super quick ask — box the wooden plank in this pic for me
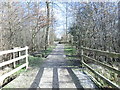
[0,46,28,56]
[13,52,16,68]
[0,63,27,83]
[25,47,28,70]
[84,71,102,88]
[81,46,120,58]
[82,61,120,88]
[0,55,28,67]
[82,55,120,75]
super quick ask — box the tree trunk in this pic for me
[45,1,50,50]
[118,2,120,53]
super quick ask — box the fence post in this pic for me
[81,46,84,68]
[13,49,16,68]
[18,49,21,64]
[25,46,29,70]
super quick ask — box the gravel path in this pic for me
[4,44,97,89]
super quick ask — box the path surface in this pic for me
[30,44,97,89]
[4,44,97,89]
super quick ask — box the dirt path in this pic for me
[4,44,97,89]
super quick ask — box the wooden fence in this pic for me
[81,46,120,88]
[0,46,29,86]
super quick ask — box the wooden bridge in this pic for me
[0,44,120,89]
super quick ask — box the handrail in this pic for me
[0,46,29,86]
[0,46,28,56]
[81,46,120,58]
[82,61,120,88]
[82,55,120,75]
[81,46,120,88]
[0,55,28,67]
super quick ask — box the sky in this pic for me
[52,2,66,39]
[52,2,76,39]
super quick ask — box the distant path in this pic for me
[30,44,97,89]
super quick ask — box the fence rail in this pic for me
[0,46,29,86]
[81,46,120,58]
[81,46,120,88]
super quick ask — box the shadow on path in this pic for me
[29,44,96,89]
[52,67,59,89]
[30,67,44,88]
[67,68,84,89]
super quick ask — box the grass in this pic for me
[64,44,83,68]
[64,44,77,60]
[44,46,55,57]
[28,55,44,68]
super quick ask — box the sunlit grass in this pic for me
[44,46,55,57]
[64,44,77,60]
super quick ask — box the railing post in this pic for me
[13,49,16,68]
[18,50,21,64]
[81,46,84,68]
[25,46,29,70]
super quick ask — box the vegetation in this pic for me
[63,2,120,88]
[0,2,56,63]
[64,44,77,60]
[0,1,120,88]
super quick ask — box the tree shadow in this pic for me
[29,44,91,89]
[29,67,44,89]
[67,68,84,89]
[52,67,59,89]
[29,58,83,89]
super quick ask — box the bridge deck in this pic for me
[4,44,97,89]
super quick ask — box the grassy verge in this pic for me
[28,55,44,68]
[64,44,77,60]
[44,46,55,57]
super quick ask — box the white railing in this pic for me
[0,46,29,86]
